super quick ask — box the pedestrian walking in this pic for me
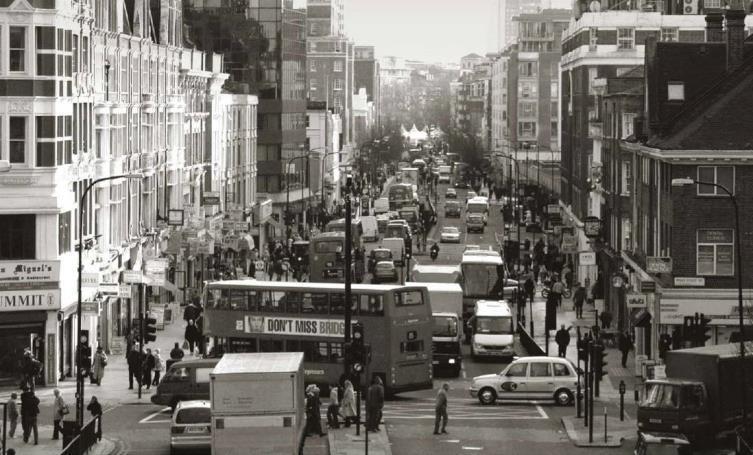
[599,310,613,329]
[555,325,572,358]
[551,276,565,308]
[562,263,573,290]
[20,386,39,444]
[327,384,340,429]
[20,349,42,391]
[87,396,103,441]
[170,342,185,361]
[91,346,107,386]
[6,392,18,438]
[52,389,68,440]
[618,331,634,368]
[573,283,586,319]
[523,276,535,304]
[433,382,449,435]
[183,300,202,323]
[339,380,357,427]
[366,376,384,432]
[532,263,541,284]
[152,349,164,386]
[127,345,141,389]
[305,385,325,437]
[185,319,200,355]
[142,348,155,389]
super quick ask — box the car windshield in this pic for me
[475,316,512,334]
[376,262,393,269]
[433,316,458,337]
[386,225,407,238]
[442,227,458,234]
[642,383,681,409]
[374,250,391,260]
[176,407,210,424]
[467,203,487,213]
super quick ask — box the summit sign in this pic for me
[0,289,61,312]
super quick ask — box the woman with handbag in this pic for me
[91,346,108,386]
[339,380,357,427]
[52,389,68,440]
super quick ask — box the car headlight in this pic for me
[473,343,483,351]
[448,358,456,364]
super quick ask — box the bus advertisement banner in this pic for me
[243,315,353,338]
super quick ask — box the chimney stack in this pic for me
[725,7,747,72]
[705,10,725,42]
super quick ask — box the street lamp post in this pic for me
[498,152,522,266]
[672,176,746,429]
[285,155,309,234]
[319,149,339,216]
[76,174,142,429]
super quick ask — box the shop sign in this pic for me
[197,240,214,255]
[546,204,560,214]
[626,293,648,308]
[661,298,753,325]
[150,304,166,330]
[168,209,184,226]
[0,260,60,285]
[254,198,273,225]
[123,271,143,284]
[579,251,596,266]
[561,234,578,254]
[118,285,131,298]
[81,272,99,288]
[639,280,656,293]
[646,257,673,274]
[0,289,61,311]
[223,235,239,251]
[202,192,220,206]
[166,231,182,255]
[145,259,169,274]
[99,283,119,295]
[584,216,602,238]
[243,316,354,338]
[81,301,99,314]
[673,277,705,287]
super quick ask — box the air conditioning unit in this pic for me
[683,0,698,15]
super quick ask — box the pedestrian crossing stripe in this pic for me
[139,407,172,424]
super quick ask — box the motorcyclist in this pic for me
[430,242,440,261]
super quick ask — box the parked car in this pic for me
[170,400,211,454]
[440,227,461,243]
[466,213,485,233]
[464,244,481,252]
[469,356,579,406]
[368,248,394,274]
[445,188,457,199]
[444,200,461,218]
[454,180,469,189]
[373,261,399,283]
[633,432,692,455]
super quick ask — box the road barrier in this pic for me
[60,415,100,455]
[518,322,545,356]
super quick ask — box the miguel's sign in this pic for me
[0,260,60,285]
[0,289,61,312]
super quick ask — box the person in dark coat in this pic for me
[305,385,325,437]
[170,342,185,361]
[20,386,39,444]
[523,276,535,304]
[573,283,586,319]
[87,396,103,441]
[555,325,572,358]
[366,376,385,432]
[20,350,42,391]
[618,331,634,368]
[433,382,449,435]
[126,345,141,389]
[185,320,200,355]
[142,348,155,389]
[183,302,202,323]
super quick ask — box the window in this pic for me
[553,363,572,377]
[399,340,424,353]
[667,82,684,101]
[506,363,527,377]
[0,214,35,259]
[333,78,343,90]
[529,362,551,377]
[333,60,343,72]
[518,121,536,138]
[697,229,734,276]
[617,28,635,50]
[309,79,317,91]
[309,60,316,72]
[621,113,636,139]
[518,81,537,98]
[359,294,383,315]
[550,81,558,98]
[519,102,537,118]
[621,160,632,196]
[9,117,26,164]
[9,27,26,72]
[661,27,679,42]
[697,166,734,195]
[518,61,537,77]
[395,290,423,306]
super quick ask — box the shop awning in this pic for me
[630,308,652,328]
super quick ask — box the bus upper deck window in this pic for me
[285,292,302,313]
[330,294,346,314]
[360,295,384,315]
[303,293,329,314]
[260,290,284,313]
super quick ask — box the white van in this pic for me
[374,197,390,214]
[360,216,379,242]
[381,237,405,266]
[470,300,515,359]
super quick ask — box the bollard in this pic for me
[576,373,582,418]
[588,371,594,443]
[619,380,626,421]
[584,368,589,427]
[634,386,640,403]
[604,407,608,443]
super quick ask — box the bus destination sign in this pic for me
[243,315,352,338]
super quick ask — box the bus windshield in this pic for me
[314,241,343,254]
[385,225,408,239]
[433,316,458,337]
[461,263,501,297]
[467,202,487,213]
[475,316,512,334]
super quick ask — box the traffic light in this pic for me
[350,322,366,376]
[404,237,413,260]
[144,315,157,343]
[593,343,608,382]
[696,312,711,346]
[682,316,695,348]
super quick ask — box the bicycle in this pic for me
[541,286,572,299]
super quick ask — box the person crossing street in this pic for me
[433,383,449,435]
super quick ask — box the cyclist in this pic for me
[551,274,565,308]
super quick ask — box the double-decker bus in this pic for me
[388,183,414,211]
[309,232,364,283]
[202,280,434,395]
[325,218,363,248]
[460,251,516,321]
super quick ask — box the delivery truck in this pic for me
[637,343,753,445]
[418,283,463,377]
[210,352,305,455]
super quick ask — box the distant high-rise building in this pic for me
[307,0,345,38]
[496,0,543,50]
[354,46,381,132]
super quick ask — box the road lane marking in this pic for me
[462,446,484,451]
[535,404,547,418]
[139,407,172,424]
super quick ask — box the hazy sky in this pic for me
[344,0,498,64]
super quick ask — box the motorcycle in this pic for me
[430,243,440,262]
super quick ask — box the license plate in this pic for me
[186,427,206,434]
[432,360,439,365]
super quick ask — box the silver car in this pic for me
[440,227,461,243]
[170,400,211,454]
[469,356,579,406]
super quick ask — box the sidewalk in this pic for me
[328,426,392,455]
[2,425,118,455]
[529,291,640,400]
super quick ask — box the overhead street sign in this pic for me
[123,271,143,284]
[646,256,673,274]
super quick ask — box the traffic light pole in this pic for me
[138,283,144,400]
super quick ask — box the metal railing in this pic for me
[518,322,546,356]
[60,416,100,455]
[738,427,753,455]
